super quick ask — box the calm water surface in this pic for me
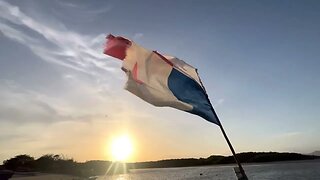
[97,160,320,180]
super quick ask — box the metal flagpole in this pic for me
[197,73,248,180]
[211,107,248,180]
[207,99,248,179]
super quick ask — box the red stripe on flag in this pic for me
[104,34,131,60]
[153,51,174,66]
[132,63,144,84]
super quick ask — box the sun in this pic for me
[110,135,133,161]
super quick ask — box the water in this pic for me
[97,160,320,180]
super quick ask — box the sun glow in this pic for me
[110,135,133,161]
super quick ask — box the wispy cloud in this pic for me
[0,79,74,123]
[276,131,302,138]
[0,0,118,76]
[0,76,138,126]
[56,0,112,14]
[133,33,144,40]
[0,0,142,125]
[56,1,80,8]
[213,98,225,107]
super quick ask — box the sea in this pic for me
[96,160,320,180]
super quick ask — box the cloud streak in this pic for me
[0,0,150,128]
[0,0,118,76]
[0,80,70,123]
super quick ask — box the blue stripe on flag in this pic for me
[168,68,219,124]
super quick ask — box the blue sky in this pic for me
[0,0,320,163]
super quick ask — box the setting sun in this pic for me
[110,135,133,161]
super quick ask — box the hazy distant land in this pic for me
[1,152,319,179]
[309,151,320,156]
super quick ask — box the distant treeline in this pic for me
[1,152,319,177]
[128,152,319,169]
[1,154,114,177]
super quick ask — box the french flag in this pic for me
[104,34,219,125]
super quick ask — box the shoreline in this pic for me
[129,158,320,171]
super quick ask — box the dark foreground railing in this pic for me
[0,170,14,180]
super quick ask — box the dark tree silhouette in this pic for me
[3,154,35,171]
[1,152,318,178]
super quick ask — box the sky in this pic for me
[0,0,320,163]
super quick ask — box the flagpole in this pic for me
[207,99,248,180]
[196,73,248,180]
[213,110,248,179]
[203,99,247,179]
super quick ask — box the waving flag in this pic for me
[104,34,219,125]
